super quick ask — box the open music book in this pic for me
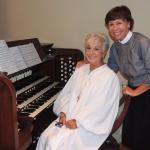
[0,40,42,75]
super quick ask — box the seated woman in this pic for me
[36,32,120,150]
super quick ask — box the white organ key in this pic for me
[29,92,60,118]
[17,82,59,109]
[16,76,49,95]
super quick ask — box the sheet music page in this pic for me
[0,40,19,74]
[17,43,42,67]
[9,46,27,70]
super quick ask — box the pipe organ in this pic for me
[0,38,84,150]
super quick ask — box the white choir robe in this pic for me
[36,64,120,150]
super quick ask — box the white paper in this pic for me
[0,40,19,74]
[18,43,42,67]
[0,41,42,75]
[9,46,27,70]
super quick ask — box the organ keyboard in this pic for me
[0,38,83,150]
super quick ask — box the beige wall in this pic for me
[0,0,150,52]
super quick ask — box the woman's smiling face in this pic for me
[85,37,106,66]
[106,19,130,41]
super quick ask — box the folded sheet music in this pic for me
[0,40,42,75]
[0,40,19,74]
[17,43,42,67]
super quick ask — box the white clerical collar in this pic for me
[119,31,133,44]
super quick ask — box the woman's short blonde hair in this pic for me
[84,32,110,51]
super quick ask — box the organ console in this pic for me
[0,38,84,150]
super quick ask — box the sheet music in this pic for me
[17,43,42,67]
[0,41,42,75]
[9,47,27,70]
[0,40,19,74]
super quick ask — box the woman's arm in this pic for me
[123,83,150,97]
[107,45,119,73]
[76,60,88,68]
